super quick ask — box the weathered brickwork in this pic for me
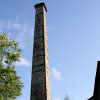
[30,3,51,100]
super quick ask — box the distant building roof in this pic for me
[89,61,100,100]
[88,96,94,100]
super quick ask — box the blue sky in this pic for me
[0,0,100,100]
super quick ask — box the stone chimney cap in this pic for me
[34,2,47,12]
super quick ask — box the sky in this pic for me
[0,0,100,100]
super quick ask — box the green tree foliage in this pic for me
[0,33,24,100]
[64,95,70,100]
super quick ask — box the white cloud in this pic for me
[7,22,22,30]
[54,97,61,100]
[0,18,34,49]
[52,68,62,80]
[16,58,31,67]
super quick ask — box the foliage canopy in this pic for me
[0,33,24,100]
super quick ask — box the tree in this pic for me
[64,95,70,100]
[0,33,24,100]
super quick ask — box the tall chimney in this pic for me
[30,2,51,100]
